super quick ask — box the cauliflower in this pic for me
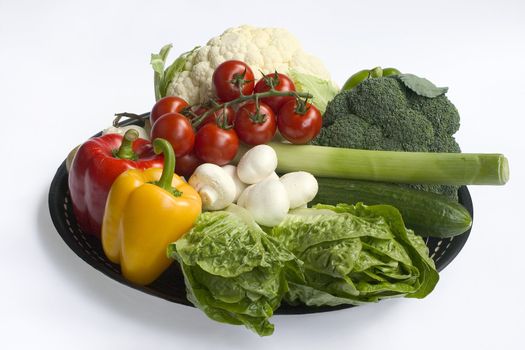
[162,25,334,105]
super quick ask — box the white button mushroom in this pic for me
[237,178,289,227]
[236,145,278,184]
[279,171,319,209]
[221,165,247,202]
[264,172,279,181]
[236,173,279,212]
[236,183,255,208]
[188,163,236,211]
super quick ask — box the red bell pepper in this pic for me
[68,129,164,237]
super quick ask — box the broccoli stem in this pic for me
[236,142,509,186]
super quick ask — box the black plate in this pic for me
[48,124,473,314]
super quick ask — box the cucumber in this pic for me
[313,178,472,238]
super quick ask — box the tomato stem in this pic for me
[231,68,252,97]
[294,97,309,115]
[113,112,150,127]
[191,90,312,127]
[260,70,280,89]
[255,94,260,110]
[216,106,233,129]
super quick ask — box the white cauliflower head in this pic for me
[165,25,333,105]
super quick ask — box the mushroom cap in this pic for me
[237,145,278,184]
[221,165,247,202]
[189,163,236,210]
[280,171,318,208]
[242,178,289,227]
[237,183,255,208]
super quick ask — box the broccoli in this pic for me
[313,76,461,199]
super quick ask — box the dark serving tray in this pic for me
[48,122,473,314]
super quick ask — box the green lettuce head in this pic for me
[167,205,302,336]
[271,203,439,306]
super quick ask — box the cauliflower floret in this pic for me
[166,25,332,105]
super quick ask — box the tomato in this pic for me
[195,106,235,130]
[175,150,202,178]
[194,123,239,166]
[254,73,296,113]
[150,96,189,125]
[212,60,254,102]
[150,112,195,157]
[277,100,322,144]
[234,102,277,145]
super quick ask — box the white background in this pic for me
[1,0,524,349]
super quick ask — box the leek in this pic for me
[239,143,509,186]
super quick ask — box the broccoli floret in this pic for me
[323,90,351,126]
[316,114,384,150]
[314,75,462,199]
[409,92,460,135]
[348,77,409,123]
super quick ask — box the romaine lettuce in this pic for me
[167,205,301,336]
[271,203,439,306]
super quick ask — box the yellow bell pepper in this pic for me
[101,138,202,285]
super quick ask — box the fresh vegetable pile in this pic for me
[65,25,510,336]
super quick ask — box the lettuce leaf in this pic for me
[289,69,339,114]
[271,203,439,306]
[168,205,301,336]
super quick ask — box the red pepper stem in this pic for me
[115,129,139,160]
[153,138,176,191]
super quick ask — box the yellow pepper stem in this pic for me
[152,138,181,196]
